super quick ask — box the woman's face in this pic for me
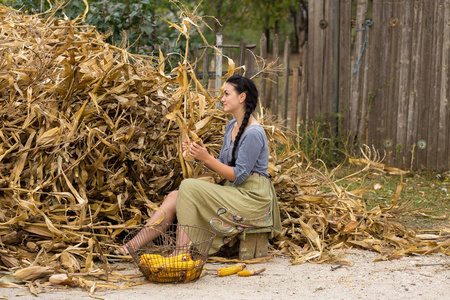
[221,83,245,115]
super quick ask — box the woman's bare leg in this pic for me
[118,191,178,254]
[176,227,190,247]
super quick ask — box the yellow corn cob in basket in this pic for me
[139,252,203,283]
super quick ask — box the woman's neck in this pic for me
[233,109,246,128]
[235,114,255,130]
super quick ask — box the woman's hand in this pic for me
[188,140,210,162]
[186,139,236,181]
[184,140,236,182]
[181,139,190,152]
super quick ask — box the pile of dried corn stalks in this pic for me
[0,4,448,293]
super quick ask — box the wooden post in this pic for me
[403,1,421,170]
[349,1,368,138]
[330,0,340,137]
[246,45,255,78]
[272,33,279,117]
[307,0,324,124]
[339,0,352,135]
[299,47,307,123]
[290,67,299,131]
[192,46,198,74]
[416,1,435,169]
[437,1,450,170]
[307,0,340,128]
[282,38,291,123]
[260,33,268,108]
[203,48,210,87]
[395,1,413,168]
[215,33,223,95]
[239,38,245,75]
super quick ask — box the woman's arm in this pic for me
[188,140,236,182]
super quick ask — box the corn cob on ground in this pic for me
[216,264,246,277]
[237,268,266,277]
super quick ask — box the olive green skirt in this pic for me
[176,175,281,255]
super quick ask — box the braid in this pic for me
[225,74,258,167]
[230,107,252,166]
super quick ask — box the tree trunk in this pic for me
[265,28,270,52]
[291,1,308,54]
[213,0,224,44]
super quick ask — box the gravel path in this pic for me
[2,250,449,300]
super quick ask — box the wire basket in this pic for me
[124,224,215,283]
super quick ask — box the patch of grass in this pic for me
[338,168,450,231]
[296,117,353,167]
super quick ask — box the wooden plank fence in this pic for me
[308,0,450,171]
[193,0,450,171]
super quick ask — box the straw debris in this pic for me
[0,4,448,293]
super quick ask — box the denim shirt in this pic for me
[218,119,270,185]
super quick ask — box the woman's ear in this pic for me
[239,92,246,103]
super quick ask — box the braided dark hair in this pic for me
[226,74,259,167]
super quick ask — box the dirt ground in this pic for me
[1,249,449,300]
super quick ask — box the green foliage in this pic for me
[3,0,200,56]
[4,0,307,56]
[246,0,296,30]
[5,0,84,19]
[195,0,304,48]
[86,0,161,54]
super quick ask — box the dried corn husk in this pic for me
[0,4,449,295]
[49,274,79,287]
[12,266,52,281]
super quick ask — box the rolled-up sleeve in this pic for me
[231,129,264,185]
